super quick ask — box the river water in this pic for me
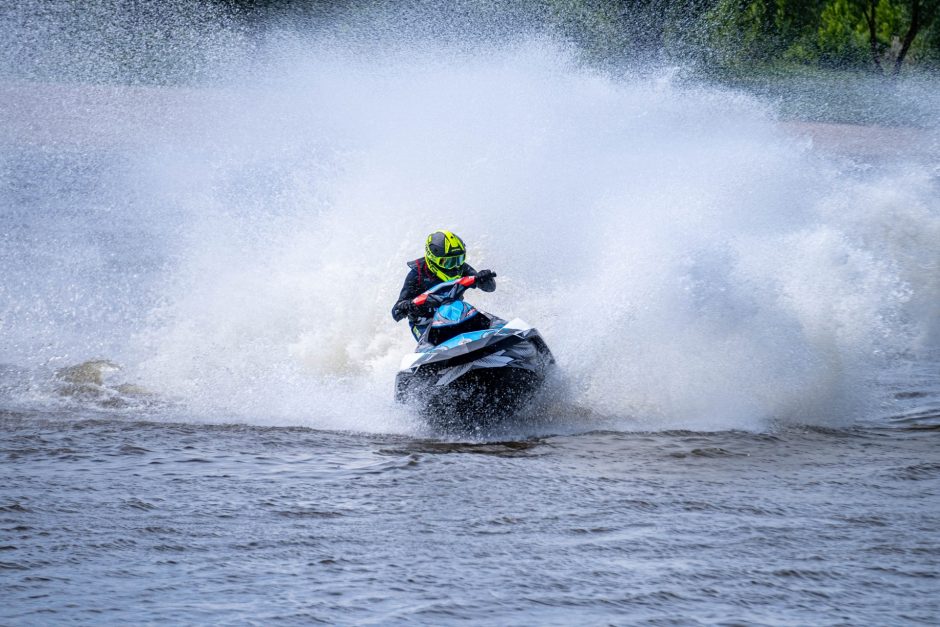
[2,3,940,623]
[2,413,939,625]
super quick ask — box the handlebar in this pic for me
[412,275,476,307]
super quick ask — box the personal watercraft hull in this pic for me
[395,322,554,428]
[397,363,547,426]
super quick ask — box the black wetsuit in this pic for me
[391,258,496,340]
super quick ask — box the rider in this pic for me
[391,230,496,340]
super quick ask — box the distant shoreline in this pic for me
[1,79,937,162]
[782,121,939,161]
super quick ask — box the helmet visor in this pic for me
[430,253,465,270]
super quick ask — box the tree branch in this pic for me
[894,0,922,74]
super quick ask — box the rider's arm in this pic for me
[391,269,421,321]
[464,264,496,293]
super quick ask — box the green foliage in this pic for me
[544,0,632,61]
[813,0,936,69]
[199,0,940,74]
[816,0,868,64]
[907,0,940,66]
[695,0,940,72]
[704,0,773,67]
[926,17,940,62]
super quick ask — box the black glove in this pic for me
[475,269,497,281]
[412,302,435,319]
[394,299,415,319]
[396,299,430,319]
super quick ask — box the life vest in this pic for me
[408,257,443,292]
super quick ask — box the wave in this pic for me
[1,25,938,434]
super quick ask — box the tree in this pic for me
[893,0,940,72]
[817,0,940,72]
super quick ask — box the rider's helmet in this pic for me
[425,230,467,282]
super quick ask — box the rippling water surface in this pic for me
[3,413,939,624]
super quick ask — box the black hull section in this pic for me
[396,365,547,430]
[396,314,554,430]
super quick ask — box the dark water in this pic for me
[2,412,939,625]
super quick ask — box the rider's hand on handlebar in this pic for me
[395,299,425,319]
[406,301,432,317]
[475,269,496,281]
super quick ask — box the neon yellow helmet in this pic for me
[425,230,467,281]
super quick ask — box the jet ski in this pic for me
[395,275,555,428]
